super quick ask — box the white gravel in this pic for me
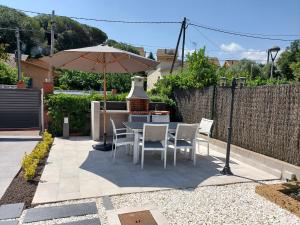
[19,182,300,225]
[110,182,300,225]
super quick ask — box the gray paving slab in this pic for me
[0,203,24,220]
[0,141,37,199]
[23,202,98,223]
[33,137,279,204]
[60,218,101,225]
[0,220,18,225]
[102,196,114,210]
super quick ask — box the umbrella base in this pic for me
[92,143,112,151]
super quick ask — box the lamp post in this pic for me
[220,77,245,175]
[267,46,280,79]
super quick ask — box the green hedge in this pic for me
[45,93,175,136]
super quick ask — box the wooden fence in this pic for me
[173,84,300,166]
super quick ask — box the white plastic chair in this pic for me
[110,118,134,160]
[140,123,169,169]
[169,124,199,166]
[195,118,214,155]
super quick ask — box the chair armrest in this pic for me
[116,128,127,132]
[116,132,134,136]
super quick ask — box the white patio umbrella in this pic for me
[44,44,158,150]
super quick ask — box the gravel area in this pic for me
[110,182,300,225]
[16,182,300,225]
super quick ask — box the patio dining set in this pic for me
[110,116,214,169]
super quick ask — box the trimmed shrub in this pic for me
[45,93,175,136]
[21,131,53,181]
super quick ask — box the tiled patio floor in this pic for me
[33,137,278,204]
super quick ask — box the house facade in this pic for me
[146,49,181,90]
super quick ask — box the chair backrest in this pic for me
[110,118,117,135]
[175,123,199,141]
[151,114,170,122]
[143,123,169,142]
[199,118,214,136]
[129,115,150,122]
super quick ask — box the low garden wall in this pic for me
[174,84,300,166]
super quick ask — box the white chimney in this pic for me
[126,76,149,100]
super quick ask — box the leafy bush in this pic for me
[22,131,53,181]
[151,48,218,97]
[0,61,18,84]
[46,93,175,136]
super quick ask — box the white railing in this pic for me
[54,90,111,95]
[0,84,17,89]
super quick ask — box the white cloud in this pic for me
[220,42,243,52]
[240,49,267,63]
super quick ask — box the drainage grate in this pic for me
[118,210,158,225]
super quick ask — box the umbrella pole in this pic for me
[103,69,107,145]
[93,57,112,151]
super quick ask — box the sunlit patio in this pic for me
[33,136,278,204]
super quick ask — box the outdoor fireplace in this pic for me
[126,76,149,115]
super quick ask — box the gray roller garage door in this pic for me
[0,89,41,129]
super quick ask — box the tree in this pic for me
[0,43,9,61]
[0,5,108,57]
[148,52,155,60]
[0,61,18,84]
[277,40,300,80]
[106,39,139,54]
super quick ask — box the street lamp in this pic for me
[220,77,246,175]
[267,46,280,79]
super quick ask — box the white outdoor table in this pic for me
[123,122,180,164]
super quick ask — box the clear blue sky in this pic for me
[1,0,300,63]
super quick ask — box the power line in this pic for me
[16,8,181,24]
[189,22,298,42]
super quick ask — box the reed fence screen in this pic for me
[173,84,300,166]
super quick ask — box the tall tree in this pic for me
[277,40,300,80]
[148,52,155,60]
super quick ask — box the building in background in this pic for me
[223,59,239,68]
[208,57,221,67]
[146,48,181,90]
[21,58,57,89]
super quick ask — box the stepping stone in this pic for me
[23,202,97,223]
[0,203,24,220]
[60,218,101,225]
[102,196,114,210]
[0,220,19,225]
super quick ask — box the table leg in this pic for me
[133,130,139,164]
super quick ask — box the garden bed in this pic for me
[255,182,300,218]
[0,152,49,208]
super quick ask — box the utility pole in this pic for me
[181,17,187,71]
[50,10,55,56]
[15,27,22,81]
[170,18,184,74]
[48,10,55,82]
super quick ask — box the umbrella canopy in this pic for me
[44,44,158,149]
[43,44,159,73]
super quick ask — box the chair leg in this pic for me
[164,149,167,169]
[207,142,210,155]
[141,148,144,169]
[113,145,117,159]
[111,142,114,157]
[174,148,177,166]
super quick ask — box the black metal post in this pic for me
[170,19,184,74]
[181,17,186,71]
[220,78,237,175]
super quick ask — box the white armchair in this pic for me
[110,118,134,160]
[195,118,214,156]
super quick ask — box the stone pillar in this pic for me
[91,101,100,141]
